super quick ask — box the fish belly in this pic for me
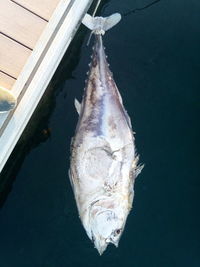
[70,85,135,219]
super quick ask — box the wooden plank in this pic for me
[11,0,61,21]
[0,0,47,49]
[11,0,71,98]
[0,35,31,78]
[0,72,16,90]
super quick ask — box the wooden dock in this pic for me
[0,0,60,89]
[0,0,94,172]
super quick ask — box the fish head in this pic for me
[89,200,129,255]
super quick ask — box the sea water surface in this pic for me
[0,0,199,266]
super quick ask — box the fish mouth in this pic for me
[92,234,119,255]
[89,201,124,255]
[94,238,108,255]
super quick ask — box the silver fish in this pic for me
[69,13,143,255]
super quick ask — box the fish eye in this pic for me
[114,229,121,236]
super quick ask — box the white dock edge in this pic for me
[0,0,94,172]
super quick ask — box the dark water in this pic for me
[0,0,199,266]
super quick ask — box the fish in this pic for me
[69,13,143,255]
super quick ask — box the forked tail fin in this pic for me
[82,13,121,35]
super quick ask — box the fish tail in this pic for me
[82,13,121,35]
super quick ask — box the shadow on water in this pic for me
[0,0,110,207]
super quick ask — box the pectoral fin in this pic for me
[74,98,81,115]
[124,109,132,129]
[135,164,144,178]
[132,156,144,178]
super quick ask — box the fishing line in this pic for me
[93,0,162,17]
[122,0,162,17]
[92,0,102,17]
[86,0,161,45]
[86,0,102,46]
